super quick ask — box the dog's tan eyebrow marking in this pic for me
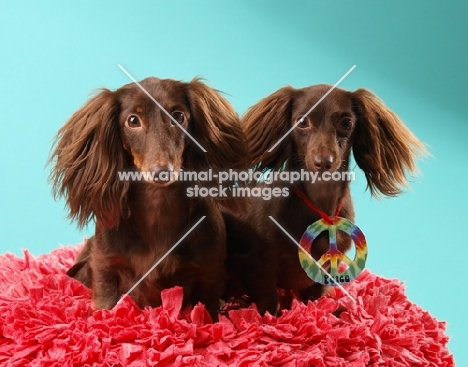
[136,106,143,113]
[165,103,186,112]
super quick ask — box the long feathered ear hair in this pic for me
[185,78,249,210]
[352,88,428,197]
[241,86,296,172]
[49,89,130,228]
[186,78,247,171]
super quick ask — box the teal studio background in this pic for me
[1,0,466,364]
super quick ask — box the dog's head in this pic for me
[243,84,427,196]
[115,78,191,186]
[49,77,247,228]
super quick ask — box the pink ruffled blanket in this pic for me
[0,245,454,366]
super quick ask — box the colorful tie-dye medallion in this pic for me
[298,217,368,286]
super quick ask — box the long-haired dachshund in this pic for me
[224,84,427,315]
[50,77,247,319]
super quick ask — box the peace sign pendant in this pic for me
[298,217,368,286]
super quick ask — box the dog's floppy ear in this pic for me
[186,78,247,172]
[352,88,428,197]
[242,86,295,172]
[186,78,248,211]
[49,89,130,228]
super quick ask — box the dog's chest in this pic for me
[126,185,190,279]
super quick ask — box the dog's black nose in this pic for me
[314,155,333,171]
[150,164,174,182]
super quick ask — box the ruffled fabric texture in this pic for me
[0,245,454,366]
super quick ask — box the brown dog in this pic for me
[224,84,427,315]
[50,77,247,319]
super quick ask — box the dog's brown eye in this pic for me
[171,112,185,125]
[296,116,309,129]
[339,119,353,130]
[127,115,141,128]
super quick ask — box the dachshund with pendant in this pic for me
[224,84,427,315]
